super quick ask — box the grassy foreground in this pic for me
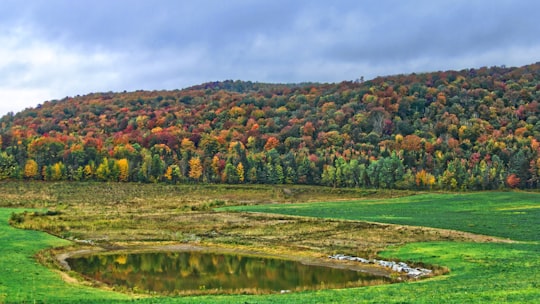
[0,208,129,303]
[0,182,539,302]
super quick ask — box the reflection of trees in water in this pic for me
[68,251,390,293]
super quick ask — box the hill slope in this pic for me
[0,64,539,189]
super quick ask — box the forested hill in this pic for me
[1,63,539,190]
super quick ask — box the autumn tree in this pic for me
[42,165,52,181]
[264,136,280,151]
[117,158,129,182]
[236,162,245,183]
[528,158,540,188]
[83,162,95,180]
[401,134,423,151]
[24,159,39,179]
[415,169,436,189]
[506,174,520,188]
[188,157,203,181]
[181,138,196,151]
[51,162,65,180]
[210,155,222,182]
[27,137,65,167]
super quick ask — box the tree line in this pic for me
[0,136,536,190]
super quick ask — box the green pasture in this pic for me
[1,190,539,303]
[225,192,540,242]
[0,209,129,303]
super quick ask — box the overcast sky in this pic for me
[1,0,539,116]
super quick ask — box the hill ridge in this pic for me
[0,63,539,189]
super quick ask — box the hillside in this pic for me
[0,63,539,189]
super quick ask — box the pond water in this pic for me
[67,250,393,294]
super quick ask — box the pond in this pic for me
[66,250,394,295]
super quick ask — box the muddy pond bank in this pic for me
[55,243,423,295]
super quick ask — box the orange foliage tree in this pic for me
[264,136,280,151]
[401,135,423,151]
[506,174,520,188]
[164,166,173,182]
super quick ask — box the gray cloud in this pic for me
[1,0,539,115]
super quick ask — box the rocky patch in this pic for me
[329,254,433,278]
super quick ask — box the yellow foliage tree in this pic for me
[84,163,94,180]
[211,156,220,177]
[236,162,245,183]
[164,166,173,181]
[117,158,129,182]
[41,166,48,181]
[51,162,65,181]
[229,106,246,117]
[395,134,404,144]
[181,138,196,151]
[24,159,39,179]
[415,169,436,189]
[188,157,203,181]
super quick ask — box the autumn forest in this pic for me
[1,63,539,190]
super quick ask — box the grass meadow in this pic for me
[225,192,540,241]
[0,208,130,303]
[0,182,538,303]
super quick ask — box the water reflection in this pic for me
[67,251,391,294]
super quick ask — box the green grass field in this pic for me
[225,192,540,242]
[1,187,539,303]
[0,208,130,303]
[221,192,540,303]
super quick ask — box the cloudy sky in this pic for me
[1,0,539,116]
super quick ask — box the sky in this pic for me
[1,0,539,116]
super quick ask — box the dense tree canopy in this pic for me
[1,63,539,190]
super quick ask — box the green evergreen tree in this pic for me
[265,162,278,184]
[366,159,380,188]
[150,154,165,182]
[296,157,311,184]
[224,162,239,183]
[508,150,529,188]
[0,152,17,180]
[321,165,336,187]
[275,164,285,184]
[96,158,111,181]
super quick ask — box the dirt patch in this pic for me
[57,270,79,284]
[416,226,517,243]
